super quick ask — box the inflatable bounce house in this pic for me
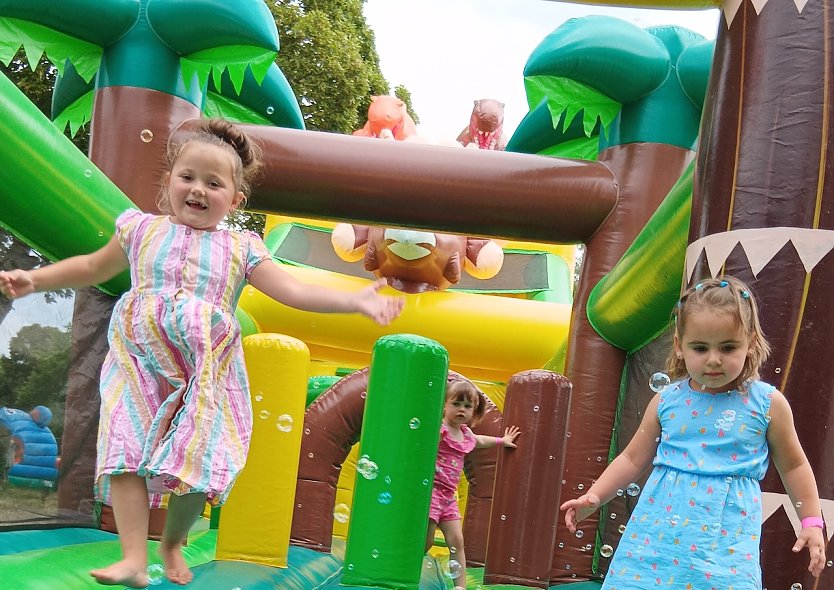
[0,406,59,489]
[0,1,832,590]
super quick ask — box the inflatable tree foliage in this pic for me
[510,16,712,161]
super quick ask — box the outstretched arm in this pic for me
[767,390,826,578]
[474,425,520,448]
[0,236,128,299]
[560,394,661,532]
[247,261,404,325]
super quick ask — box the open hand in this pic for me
[501,425,521,448]
[560,493,601,533]
[0,270,34,299]
[793,525,826,577]
[356,279,404,325]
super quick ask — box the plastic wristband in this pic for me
[495,436,503,447]
[801,516,825,529]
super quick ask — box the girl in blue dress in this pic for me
[560,276,826,588]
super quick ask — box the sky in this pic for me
[363,0,721,142]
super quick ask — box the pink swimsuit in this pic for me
[429,423,477,523]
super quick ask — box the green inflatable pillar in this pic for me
[342,334,448,590]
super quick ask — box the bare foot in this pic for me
[90,560,148,588]
[159,542,193,585]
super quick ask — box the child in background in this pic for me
[0,119,404,588]
[427,379,520,590]
[560,276,826,588]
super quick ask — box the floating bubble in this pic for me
[98,231,104,237]
[616,489,624,497]
[140,129,154,143]
[500,514,507,521]
[409,417,421,429]
[347,563,354,570]
[378,492,392,505]
[601,545,614,558]
[83,169,93,178]
[790,584,802,590]
[333,503,350,523]
[609,513,617,519]
[670,515,680,526]
[385,475,392,485]
[510,556,516,562]
[618,525,626,534]
[147,564,164,586]
[575,530,584,539]
[276,414,293,432]
[266,106,275,115]
[447,560,462,579]
[626,483,641,496]
[308,452,314,458]
[259,409,270,420]
[422,478,429,485]
[558,542,564,548]
[533,405,540,412]
[356,456,379,480]
[371,549,380,558]
[577,483,584,491]
[649,372,671,392]
[827,560,833,567]
[795,501,803,508]
[254,394,263,402]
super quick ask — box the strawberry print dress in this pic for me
[603,378,774,590]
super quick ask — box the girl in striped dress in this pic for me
[560,277,825,589]
[0,119,403,588]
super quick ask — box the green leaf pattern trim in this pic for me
[524,75,620,138]
[0,17,101,83]
[53,89,94,137]
[180,45,276,96]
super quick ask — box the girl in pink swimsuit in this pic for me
[426,379,520,590]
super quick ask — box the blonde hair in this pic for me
[157,118,262,214]
[666,276,770,389]
[445,379,486,427]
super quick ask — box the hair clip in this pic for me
[695,283,703,290]
[719,280,728,287]
[741,290,750,299]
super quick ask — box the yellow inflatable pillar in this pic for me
[216,334,310,567]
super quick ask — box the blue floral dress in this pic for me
[603,379,774,590]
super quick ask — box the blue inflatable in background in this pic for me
[0,406,59,488]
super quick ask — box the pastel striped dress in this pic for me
[95,210,271,507]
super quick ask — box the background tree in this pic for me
[268,0,416,133]
[0,325,71,441]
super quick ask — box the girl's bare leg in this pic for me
[425,520,439,554]
[158,492,206,585]
[90,473,150,588]
[438,519,467,590]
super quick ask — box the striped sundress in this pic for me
[95,209,271,507]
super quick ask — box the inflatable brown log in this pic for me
[484,370,572,588]
[550,143,694,581]
[688,5,834,589]
[290,370,507,556]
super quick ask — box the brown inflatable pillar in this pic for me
[551,143,693,582]
[483,370,572,588]
[291,368,369,552]
[690,5,834,589]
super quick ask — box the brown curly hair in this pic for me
[445,379,486,428]
[157,118,262,214]
[666,276,771,391]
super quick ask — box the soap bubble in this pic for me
[649,372,671,392]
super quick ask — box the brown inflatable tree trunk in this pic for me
[688,4,834,589]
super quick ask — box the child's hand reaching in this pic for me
[501,425,521,448]
[0,270,34,299]
[792,525,826,577]
[560,493,601,534]
[354,278,405,325]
